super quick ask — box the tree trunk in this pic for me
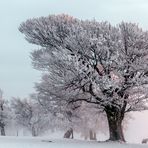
[105,107,125,142]
[1,126,5,136]
[89,129,97,140]
[32,126,37,137]
[93,132,97,140]
[89,129,93,140]
[84,135,88,140]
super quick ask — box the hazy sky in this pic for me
[1,0,148,100]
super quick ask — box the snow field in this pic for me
[0,136,147,148]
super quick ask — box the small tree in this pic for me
[0,89,10,136]
[11,97,49,136]
[19,14,148,141]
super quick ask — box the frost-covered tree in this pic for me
[19,14,148,141]
[34,89,107,140]
[30,93,70,133]
[11,97,49,136]
[0,89,11,136]
[73,102,107,140]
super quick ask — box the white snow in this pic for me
[0,136,147,148]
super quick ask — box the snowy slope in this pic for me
[0,136,147,148]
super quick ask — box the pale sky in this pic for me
[0,0,148,99]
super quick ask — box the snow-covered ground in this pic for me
[0,136,147,148]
